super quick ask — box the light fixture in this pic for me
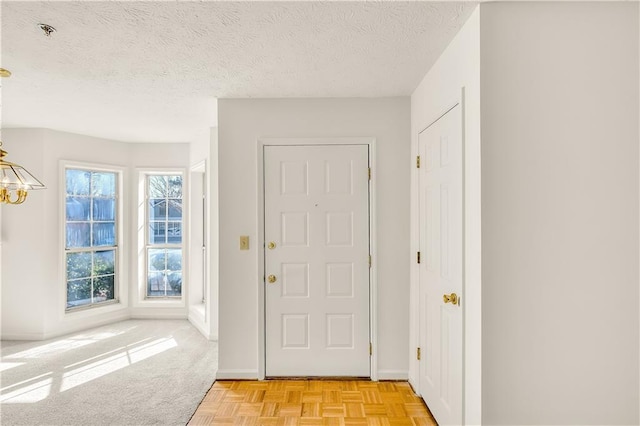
[0,141,46,204]
[0,68,46,204]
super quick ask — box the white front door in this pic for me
[418,105,463,425]
[264,144,370,377]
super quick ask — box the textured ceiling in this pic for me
[1,1,476,142]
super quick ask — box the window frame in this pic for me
[143,171,185,300]
[63,163,123,313]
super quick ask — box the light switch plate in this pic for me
[240,236,249,250]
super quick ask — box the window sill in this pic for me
[62,301,127,319]
[134,299,186,309]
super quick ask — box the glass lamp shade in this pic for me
[0,146,45,204]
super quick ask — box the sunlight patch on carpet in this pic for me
[60,337,177,392]
[5,328,134,360]
[64,337,154,368]
[0,362,24,372]
[1,373,52,403]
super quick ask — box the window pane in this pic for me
[92,173,116,197]
[149,222,167,244]
[166,272,182,296]
[167,176,183,198]
[93,223,115,246]
[66,170,90,196]
[167,200,182,220]
[66,223,90,248]
[94,275,115,302]
[148,199,166,221]
[67,278,91,308]
[147,272,166,296]
[94,250,115,276]
[167,222,182,244]
[148,176,167,198]
[146,248,182,297]
[66,197,90,221]
[93,198,115,221]
[67,252,91,279]
[148,249,166,272]
[166,249,182,271]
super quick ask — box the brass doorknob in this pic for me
[443,293,458,305]
[267,275,277,283]
[268,242,276,250]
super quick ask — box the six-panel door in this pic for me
[418,105,463,425]
[264,144,370,377]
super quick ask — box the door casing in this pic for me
[256,137,377,380]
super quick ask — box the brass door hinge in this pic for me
[368,168,371,181]
[369,342,373,356]
[417,347,421,360]
[417,251,421,264]
[416,156,421,168]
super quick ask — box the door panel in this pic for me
[265,145,370,377]
[419,105,463,425]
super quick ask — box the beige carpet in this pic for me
[0,319,217,425]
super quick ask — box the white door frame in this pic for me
[256,137,378,380]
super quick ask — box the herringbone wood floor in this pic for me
[188,380,438,425]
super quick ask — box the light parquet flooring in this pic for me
[189,380,438,426]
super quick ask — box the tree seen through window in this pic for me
[146,174,183,297]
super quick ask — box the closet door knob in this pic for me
[443,293,458,305]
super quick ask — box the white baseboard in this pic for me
[1,312,201,341]
[0,331,47,341]
[408,376,420,394]
[47,311,131,340]
[189,304,206,318]
[129,311,188,319]
[2,311,132,341]
[188,312,210,340]
[216,369,259,380]
[377,370,409,381]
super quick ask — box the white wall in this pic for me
[480,3,639,424]
[409,7,481,424]
[217,98,410,379]
[208,128,219,341]
[1,128,190,340]
[188,159,206,323]
[1,129,48,339]
[187,127,219,341]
